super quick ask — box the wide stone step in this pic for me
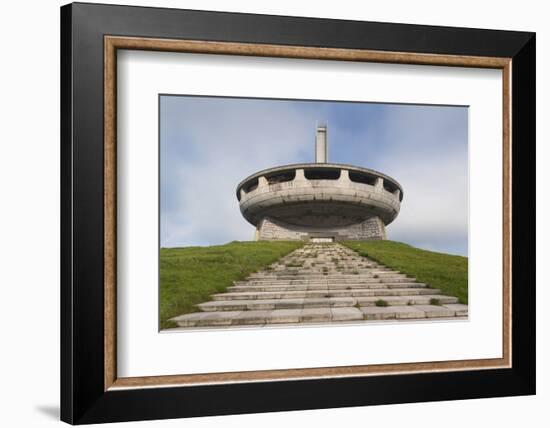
[380,277,416,283]
[250,266,405,278]
[228,282,428,292]
[169,304,468,327]
[197,298,356,311]
[196,294,457,311]
[269,271,392,276]
[355,295,459,306]
[235,280,381,286]
[235,277,415,285]
[360,304,467,320]
[248,273,407,280]
[257,269,396,275]
[212,288,441,301]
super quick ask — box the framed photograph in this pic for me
[60,2,535,424]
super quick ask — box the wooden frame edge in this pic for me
[105,35,511,68]
[502,61,513,369]
[110,357,508,389]
[103,35,512,391]
[104,37,117,390]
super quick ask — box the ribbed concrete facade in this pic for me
[236,126,403,241]
[258,216,387,241]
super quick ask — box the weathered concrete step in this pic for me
[235,277,415,285]
[356,295,458,306]
[258,269,397,275]
[197,297,357,311]
[197,294,457,311]
[361,304,467,320]
[251,268,399,274]
[249,273,407,279]
[277,262,383,266]
[270,271,392,275]
[212,288,441,301]
[228,282,428,292]
[169,304,468,327]
[234,280,381,286]
[379,277,417,283]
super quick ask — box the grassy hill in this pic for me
[343,240,468,304]
[160,239,467,329]
[160,241,303,329]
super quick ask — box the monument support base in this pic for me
[256,216,387,241]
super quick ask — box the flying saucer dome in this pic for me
[235,125,403,241]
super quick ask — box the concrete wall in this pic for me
[257,216,386,241]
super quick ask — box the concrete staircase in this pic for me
[169,243,467,328]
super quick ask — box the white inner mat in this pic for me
[117,50,503,379]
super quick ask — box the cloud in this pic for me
[160,96,325,247]
[372,105,468,255]
[160,97,468,256]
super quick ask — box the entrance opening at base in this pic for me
[310,237,335,243]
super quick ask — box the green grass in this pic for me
[343,240,468,304]
[160,241,303,329]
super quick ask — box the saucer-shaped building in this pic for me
[236,125,403,242]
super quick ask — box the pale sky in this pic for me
[160,95,468,256]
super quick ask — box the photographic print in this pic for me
[160,95,469,330]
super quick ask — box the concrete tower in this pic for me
[315,123,328,163]
[236,125,403,242]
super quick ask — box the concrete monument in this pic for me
[236,125,403,241]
